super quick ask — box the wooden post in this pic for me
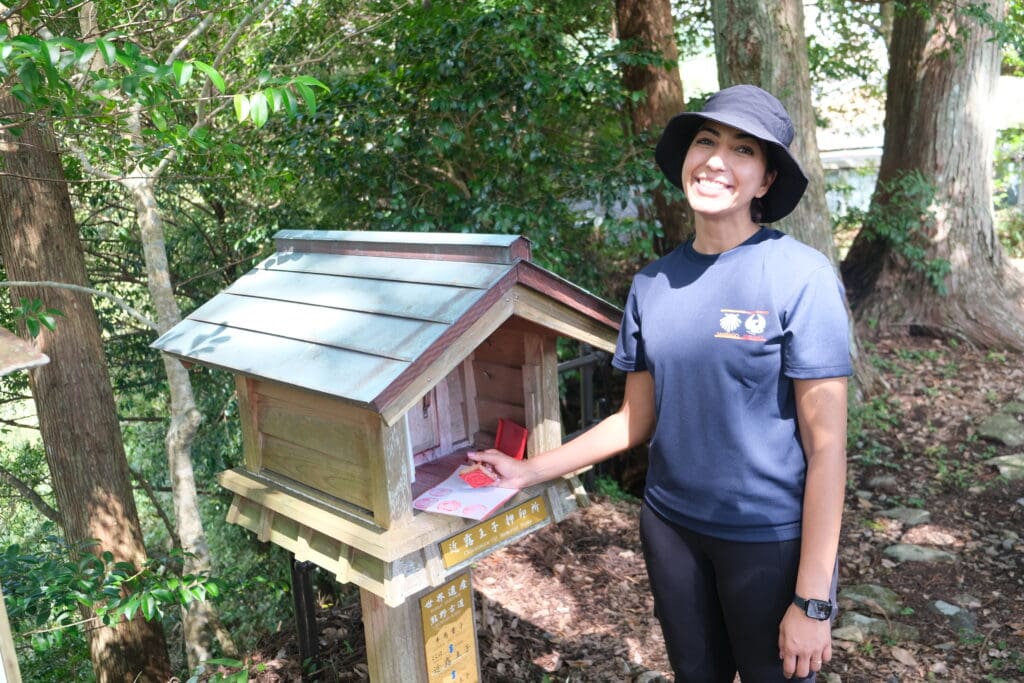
[360,588,429,683]
[360,570,480,683]
[0,580,22,683]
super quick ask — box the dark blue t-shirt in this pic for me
[612,228,852,542]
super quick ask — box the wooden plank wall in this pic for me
[237,376,382,520]
[471,328,526,445]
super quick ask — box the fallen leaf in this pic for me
[891,646,918,668]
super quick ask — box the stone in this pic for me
[1001,401,1024,415]
[883,544,956,563]
[932,600,977,634]
[839,584,904,615]
[976,414,1024,447]
[879,507,931,526]
[954,593,982,609]
[831,625,865,643]
[837,612,919,641]
[985,454,1024,481]
[866,475,899,492]
[634,672,670,683]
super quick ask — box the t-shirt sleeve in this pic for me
[782,264,852,379]
[612,279,647,373]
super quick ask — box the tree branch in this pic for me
[129,466,181,549]
[0,464,61,523]
[166,11,218,64]
[0,280,158,331]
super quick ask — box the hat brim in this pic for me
[655,111,809,223]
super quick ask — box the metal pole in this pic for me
[290,557,320,677]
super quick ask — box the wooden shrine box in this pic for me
[152,230,620,607]
[0,326,49,683]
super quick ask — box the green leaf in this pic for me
[264,87,282,113]
[204,658,245,667]
[17,61,40,96]
[77,43,97,67]
[248,91,269,127]
[43,39,61,68]
[192,60,225,93]
[293,75,329,91]
[233,93,249,123]
[25,318,40,338]
[173,60,193,87]
[96,39,116,66]
[151,109,168,131]
[282,87,298,116]
[141,593,156,620]
[295,82,316,116]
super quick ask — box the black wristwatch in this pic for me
[793,594,833,620]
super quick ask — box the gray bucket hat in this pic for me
[655,84,808,223]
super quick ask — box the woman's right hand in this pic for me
[467,449,540,490]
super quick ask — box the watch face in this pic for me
[807,599,833,620]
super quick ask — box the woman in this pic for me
[470,84,850,682]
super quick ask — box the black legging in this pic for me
[640,503,835,682]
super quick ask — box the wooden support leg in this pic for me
[291,557,320,677]
[360,587,429,683]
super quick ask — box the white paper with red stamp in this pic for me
[412,466,519,520]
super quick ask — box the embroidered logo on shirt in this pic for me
[715,308,768,342]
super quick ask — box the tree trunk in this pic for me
[711,0,880,396]
[711,0,834,259]
[841,0,1024,348]
[125,173,235,668]
[615,0,694,252]
[0,97,172,683]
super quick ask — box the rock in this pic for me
[839,584,904,615]
[976,414,1024,447]
[878,507,931,526]
[985,454,1024,480]
[866,475,899,492]
[1001,401,1024,415]
[954,593,982,609]
[831,625,865,643]
[932,600,977,634]
[901,525,958,546]
[883,543,956,563]
[837,612,919,641]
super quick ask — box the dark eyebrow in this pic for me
[698,123,759,142]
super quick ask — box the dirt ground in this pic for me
[227,333,1024,682]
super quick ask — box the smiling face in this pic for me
[681,120,777,226]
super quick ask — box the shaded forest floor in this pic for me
[222,333,1024,682]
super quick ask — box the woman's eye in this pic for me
[695,137,714,146]
[737,145,755,155]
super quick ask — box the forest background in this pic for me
[0,0,1022,680]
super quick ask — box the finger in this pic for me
[809,655,823,673]
[781,653,796,679]
[795,655,811,679]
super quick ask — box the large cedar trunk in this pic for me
[842,1,1024,348]
[711,0,879,395]
[0,100,172,680]
[615,0,693,252]
[711,0,834,260]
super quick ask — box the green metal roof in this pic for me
[152,230,620,417]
